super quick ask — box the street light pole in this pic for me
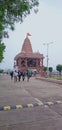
[43,42,53,76]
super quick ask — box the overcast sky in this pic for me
[0,0,62,70]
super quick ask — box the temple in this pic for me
[14,35,44,75]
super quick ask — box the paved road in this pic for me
[0,74,62,130]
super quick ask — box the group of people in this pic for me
[10,70,32,82]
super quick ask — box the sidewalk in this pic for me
[36,76,62,85]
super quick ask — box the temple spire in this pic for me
[21,36,33,53]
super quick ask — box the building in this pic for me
[14,36,44,75]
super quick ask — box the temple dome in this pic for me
[21,37,33,53]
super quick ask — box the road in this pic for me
[0,74,62,130]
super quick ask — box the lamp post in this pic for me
[43,42,53,76]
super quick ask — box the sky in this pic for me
[0,0,62,70]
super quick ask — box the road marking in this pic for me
[56,101,62,104]
[34,98,42,103]
[4,106,11,110]
[0,100,62,111]
[16,105,23,109]
[47,102,54,105]
[27,104,33,107]
[34,98,43,106]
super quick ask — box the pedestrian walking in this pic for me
[10,71,13,80]
[21,71,25,81]
[18,71,21,81]
[13,70,18,82]
[27,70,32,82]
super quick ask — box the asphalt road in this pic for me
[0,74,62,130]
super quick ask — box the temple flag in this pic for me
[27,33,31,37]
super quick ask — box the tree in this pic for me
[56,64,62,76]
[49,67,53,77]
[0,43,5,62]
[44,66,47,72]
[0,0,39,62]
[43,66,47,76]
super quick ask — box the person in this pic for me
[18,71,21,81]
[21,71,25,81]
[27,70,32,82]
[10,71,13,80]
[13,70,18,82]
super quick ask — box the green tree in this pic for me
[0,43,5,62]
[49,67,53,77]
[0,0,39,62]
[56,64,62,76]
[43,66,47,76]
[44,66,47,71]
[0,69,4,73]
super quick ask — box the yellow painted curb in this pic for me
[47,102,54,105]
[16,105,23,109]
[56,101,62,104]
[4,106,11,110]
[27,104,33,107]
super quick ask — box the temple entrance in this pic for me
[27,59,36,67]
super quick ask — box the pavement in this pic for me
[36,75,62,85]
[0,74,62,130]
